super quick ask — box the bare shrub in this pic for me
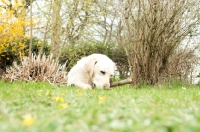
[117,0,200,85]
[159,45,199,83]
[2,54,67,85]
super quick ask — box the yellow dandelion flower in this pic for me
[54,96,64,102]
[75,89,80,93]
[22,114,35,126]
[78,92,83,96]
[45,90,50,96]
[58,103,68,109]
[75,89,85,96]
[81,88,86,90]
[99,95,106,103]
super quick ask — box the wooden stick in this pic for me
[110,78,132,87]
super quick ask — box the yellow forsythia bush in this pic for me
[0,8,28,68]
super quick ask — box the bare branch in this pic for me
[110,78,132,87]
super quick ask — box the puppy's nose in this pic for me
[104,83,110,89]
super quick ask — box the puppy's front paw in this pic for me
[81,84,92,90]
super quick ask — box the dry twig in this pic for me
[110,78,132,87]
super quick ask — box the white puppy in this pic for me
[67,54,115,89]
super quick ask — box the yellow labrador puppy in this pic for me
[67,54,115,89]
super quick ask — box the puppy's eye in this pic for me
[100,71,106,75]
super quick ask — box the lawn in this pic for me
[0,81,200,132]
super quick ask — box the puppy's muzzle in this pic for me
[92,83,110,89]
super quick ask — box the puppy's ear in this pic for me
[84,58,97,78]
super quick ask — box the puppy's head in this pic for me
[84,54,115,89]
[92,59,115,89]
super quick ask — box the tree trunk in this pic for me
[50,0,62,60]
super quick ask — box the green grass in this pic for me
[0,81,200,132]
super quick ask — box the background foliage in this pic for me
[0,0,200,84]
[23,37,50,56]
